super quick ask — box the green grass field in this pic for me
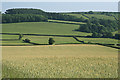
[66,13,88,19]
[23,36,80,44]
[1,35,118,46]
[2,45,118,78]
[2,35,18,39]
[1,35,32,46]
[84,14,116,20]
[1,20,118,46]
[77,37,118,44]
[2,22,90,36]
[2,22,91,45]
[1,41,32,46]
[66,13,116,20]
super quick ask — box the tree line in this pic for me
[5,8,46,15]
[2,8,88,23]
[2,14,48,23]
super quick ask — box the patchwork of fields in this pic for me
[2,45,118,78]
[1,35,118,46]
[1,22,118,46]
[1,13,119,78]
[1,22,90,46]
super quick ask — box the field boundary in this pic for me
[0,33,86,37]
[48,20,83,25]
[1,33,119,49]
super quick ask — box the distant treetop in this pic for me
[5,8,46,15]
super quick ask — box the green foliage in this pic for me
[48,38,55,45]
[47,12,87,22]
[2,14,48,23]
[23,38,30,43]
[85,14,116,20]
[91,32,113,38]
[114,34,120,40]
[88,11,94,14]
[102,32,113,38]
[77,18,118,35]
[92,32,103,38]
[66,13,88,20]
[5,8,46,15]
[3,8,88,23]
[79,24,90,33]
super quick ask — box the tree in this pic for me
[92,32,102,38]
[88,11,94,14]
[102,32,113,38]
[115,34,120,40]
[92,32,98,38]
[97,33,103,38]
[79,24,90,33]
[2,14,48,23]
[23,38,30,43]
[48,38,55,45]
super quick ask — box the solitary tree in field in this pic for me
[48,38,55,45]
[23,38,30,43]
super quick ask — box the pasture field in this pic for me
[65,13,88,19]
[23,36,118,44]
[66,13,116,20]
[1,34,81,45]
[48,20,86,25]
[2,35,19,39]
[1,34,118,46]
[2,22,90,36]
[76,37,118,44]
[23,36,80,44]
[2,45,118,78]
[1,35,33,46]
[84,14,116,20]
[1,41,33,46]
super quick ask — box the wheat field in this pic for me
[2,44,118,78]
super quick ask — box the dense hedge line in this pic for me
[2,14,48,23]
